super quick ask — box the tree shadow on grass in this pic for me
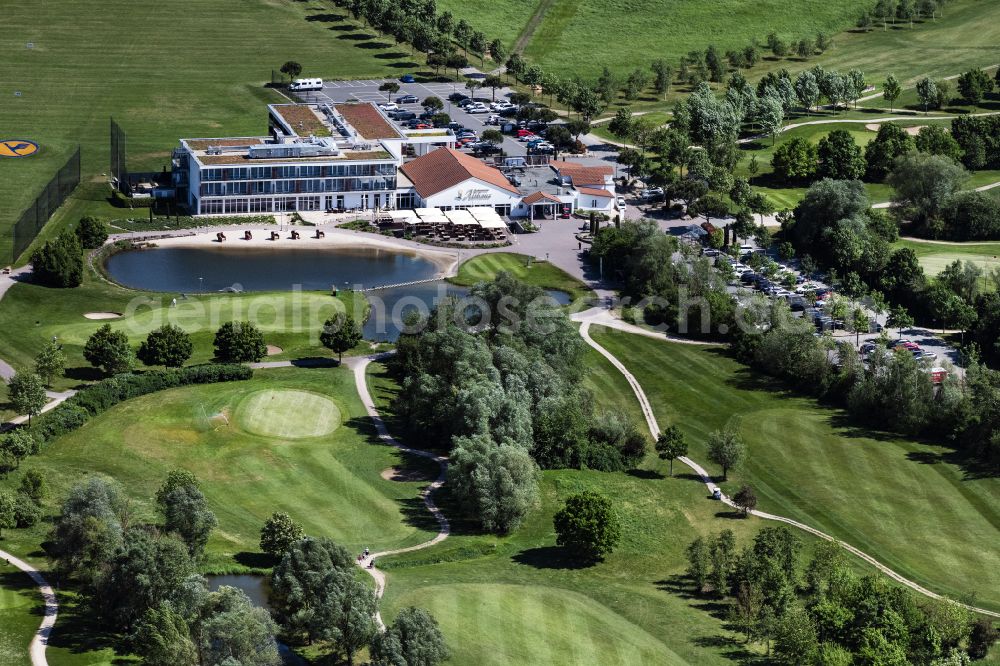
[354,41,394,50]
[46,592,123,658]
[305,12,344,22]
[289,356,338,368]
[64,365,106,383]
[327,24,354,31]
[511,546,594,570]
[692,634,756,662]
[233,551,277,570]
[396,496,441,533]
[626,468,664,480]
[374,52,409,60]
[338,32,375,41]
[714,510,748,520]
[388,61,421,69]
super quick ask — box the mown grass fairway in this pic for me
[391,583,687,664]
[0,0,428,261]
[0,570,36,666]
[894,237,1000,278]
[450,252,595,302]
[0,268,368,392]
[0,367,439,575]
[235,389,341,439]
[589,326,1000,611]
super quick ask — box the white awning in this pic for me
[415,207,448,224]
[445,209,479,225]
[468,207,507,228]
[388,210,419,225]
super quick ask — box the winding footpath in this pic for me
[345,354,450,631]
[0,551,59,666]
[576,316,1000,619]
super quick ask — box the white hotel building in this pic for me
[172,102,455,215]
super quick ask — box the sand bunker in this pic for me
[83,312,123,320]
[865,123,925,136]
[266,345,283,356]
[381,467,432,482]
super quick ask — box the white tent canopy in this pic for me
[445,209,479,226]
[388,210,419,225]
[415,207,448,225]
[468,207,506,228]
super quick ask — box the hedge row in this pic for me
[32,364,252,444]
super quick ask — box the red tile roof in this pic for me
[401,148,519,198]
[577,186,613,198]
[553,162,614,186]
[522,191,562,204]
[335,103,402,140]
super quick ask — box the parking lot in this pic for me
[291,77,527,156]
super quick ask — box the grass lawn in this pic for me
[894,237,1000,278]
[590,326,1000,612]
[0,266,369,393]
[449,252,595,302]
[0,568,37,666]
[368,358,794,664]
[0,0,435,263]
[0,366,440,577]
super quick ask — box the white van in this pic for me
[289,78,323,92]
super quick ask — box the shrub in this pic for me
[214,321,267,363]
[13,494,41,528]
[31,234,83,288]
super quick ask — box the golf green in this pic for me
[235,389,341,439]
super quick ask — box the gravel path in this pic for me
[577,316,1000,619]
[344,354,450,631]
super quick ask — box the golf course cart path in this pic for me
[346,354,450,631]
[0,549,58,666]
[578,320,1000,619]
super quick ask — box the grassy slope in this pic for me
[590,326,1000,611]
[370,355,795,665]
[0,366,438,576]
[0,0,427,262]
[894,237,1000,276]
[449,252,595,302]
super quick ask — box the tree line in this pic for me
[685,527,998,664]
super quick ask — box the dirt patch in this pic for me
[381,467,432,482]
[266,345,283,356]
[83,312,123,320]
[865,123,926,136]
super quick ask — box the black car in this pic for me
[393,111,416,121]
[448,92,468,103]
[397,94,418,104]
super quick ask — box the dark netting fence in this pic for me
[110,117,129,195]
[11,146,81,263]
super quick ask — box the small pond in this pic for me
[105,246,441,293]
[206,574,304,665]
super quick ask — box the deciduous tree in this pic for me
[84,324,135,375]
[34,340,65,386]
[320,313,363,363]
[553,491,621,563]
[707,427,745,480]
[259,511,304,557]
[8,372,46,424]
[655,425,688,476]
[138,324,193,368]
[213,321,267,363]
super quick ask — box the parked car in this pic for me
[399,74,415,83]
[379,102,399,112]
[393,111,416,121]
[485,114,503,125]
[449,92,469,103]
[617,196,626,209]
[466,104,489,114]
[458,98,476,108]
[396,94,418,104]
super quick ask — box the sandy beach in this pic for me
[121,227,461,277]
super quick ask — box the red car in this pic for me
[516,129,534,137]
